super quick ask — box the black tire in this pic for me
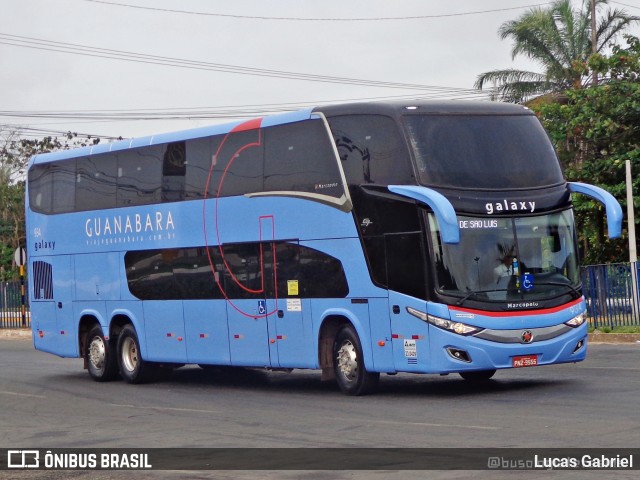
[459,369,496,382]
[117,324,156,384]
[85,325,118,382]
[333,324,379,396]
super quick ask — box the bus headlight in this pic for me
[406,307,483,336]
[565,311,587,328]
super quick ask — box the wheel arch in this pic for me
[109,309,147,359]
[317,308,373,381]
[78,313,102,370]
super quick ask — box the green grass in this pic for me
[588,325,640,334]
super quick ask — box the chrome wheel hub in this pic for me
[336,340,358,382]
[88,337,105,370]
[121,337,138,372]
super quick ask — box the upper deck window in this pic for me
[328,115,414,187]
[404,114,564,190]
[28,118,345,214]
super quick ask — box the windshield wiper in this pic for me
[456,289,502,305]
[533,281,581,299]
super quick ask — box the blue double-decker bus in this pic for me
[26,101,622,395]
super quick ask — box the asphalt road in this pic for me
[0,337,639,479]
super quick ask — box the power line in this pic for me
[0,92,490,122]
[82,0,555,21]
[611,1,640,11]
[0,33,488,96]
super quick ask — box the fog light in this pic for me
[447,347,472,363]
[573,339,585,353]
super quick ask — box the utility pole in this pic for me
[591,0,598,86]
[626,160,639,320]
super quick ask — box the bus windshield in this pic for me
[404,114,564,189]
[429,210,580,302]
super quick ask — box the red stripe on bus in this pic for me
[449,298,583,317]
[231,117,262,132]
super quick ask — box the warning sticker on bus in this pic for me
[403,339,417,358]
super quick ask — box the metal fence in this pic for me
[581,262,640,328]
[1,263,639,330]
[0,281,29,329]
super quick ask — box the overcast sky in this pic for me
[2,0,639,141]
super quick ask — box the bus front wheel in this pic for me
[333,325,379,396]
[85,325,118,382]
[117,325,156,384]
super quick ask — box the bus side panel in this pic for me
[53,255,77,357]
[74,252,121,302]
[388,292,431,373]
[227,299,271,367]
[30,255,77,357]
[267,298,315,369]
[143,301,187,363]
[184,300,231,365]
[367,297,395,373]
[31,301,59,355]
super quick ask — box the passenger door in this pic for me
[267,242,312,369]
[223,242,271,367]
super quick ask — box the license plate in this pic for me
[512,354,538,368]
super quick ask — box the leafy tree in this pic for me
[475,0,638,103]
[0,130,102,279]
[534,35,640,264]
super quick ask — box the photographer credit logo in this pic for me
[7,450,39,469]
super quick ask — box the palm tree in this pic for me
[475,0,638,103]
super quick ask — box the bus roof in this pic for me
[313,100,534,117]
[29,100,533,166]
[29,107,315,165]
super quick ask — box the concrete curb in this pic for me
[587,333,640,344]
[0,328,32,339]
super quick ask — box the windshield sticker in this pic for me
[522,272,534,292]
[485,200,536,215]
[287,280,299,296]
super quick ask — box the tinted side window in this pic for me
[125,243,349,300]
[275,242,348,298]
[385,232,427,300]
[116,146,163,207]
[264,120,344,198]
[29,161,76,214]
[328,115,414,187]
[211,129,263,198]
[162,141,186,202]
[184,137,216,200]
[126,248,222,300]
[218,242,271,299]
[76,155,117,211]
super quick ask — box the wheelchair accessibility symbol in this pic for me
[258,300,266,315]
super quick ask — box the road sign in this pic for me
[14,247,26,267]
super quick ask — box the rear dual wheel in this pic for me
[117,324,157,384]
[85,325,118,382]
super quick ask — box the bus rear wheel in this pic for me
[85,325,118,382]
[333,325,379,396]
[459,369,496,382]
[117,325,156,384]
